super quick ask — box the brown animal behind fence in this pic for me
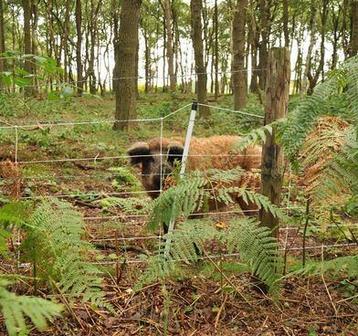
[128,135,262,213]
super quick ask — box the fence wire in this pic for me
[1,102,357,268]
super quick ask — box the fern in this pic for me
[21,199,111,310]
[138,218,282,293]
[216,186,288,220]
[288,255,358,279]
[148,175,207,231]
[280,55,358,163]
[233,123,274,151]
[149,169,284,231]
[0,202,29,228]
[0,278,62,336]
[225,218,282,292]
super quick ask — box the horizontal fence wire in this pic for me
[88,227,358,243]
[2,99,357,271]
[8,153,262,166]
[83,208,303,222]
[0,101,263,131]
[197,103,264,119]
[90,243,358,265]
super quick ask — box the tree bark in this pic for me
[258,0,270,91]
[248,0,259,93]
[114,0,141,130]
[351,0,358,56]
[306,0,327,94]
[0,0,5,90]
[161,0,176,91]
[76,0,83,95]
[22,0,34,97]
[283,0,289,47]
[190,0,209,118]
[260,47,290,238]
[214,0,219,99]
[232,0,248,110]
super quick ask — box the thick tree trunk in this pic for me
[162,0,176,91]
[114,0,141,130]
[232,0,248,110]
[23,0,34,97]
[76,0,83,95]
[0,0,5,90]
[351,0,358,56]
[190,0,209,118]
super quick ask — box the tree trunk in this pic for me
[162,0,176,91]
[143,29,150,93]
[351,0,358,56]
[76,0,83,95]
[248,1,259,94]
[283,0,289,47]
[114,0,141,130]
[260,47,290,238]
[22,0,34,97]
[258,0,269,91]
[306,0,327,94]
[232,0,248,110]
[190,0,209,118]
[214,0,219,99]
[0,0,5,90]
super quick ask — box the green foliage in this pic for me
[149,169,287,232]
[108,167,142,192]
[288,255,358,278]
[137,218,282,293]
[233,123,274,151]
[148,174,207,231]
[0,52,63,90]
[20,199,110,309]
[98,196,149,214]
[226,218,282,292]
[0,278,62,336]
[0,200,111,310]
[280,56,358,163]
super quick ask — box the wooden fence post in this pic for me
[260,47,290,237]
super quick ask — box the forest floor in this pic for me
[0,93,357,335]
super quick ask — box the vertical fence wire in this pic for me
[14,125,21,268]
[158,116,164,251]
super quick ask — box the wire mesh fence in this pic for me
[1,102,357,268]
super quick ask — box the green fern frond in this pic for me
[216,186,287,220]
[288,255,358,278]
[233,123,275,151]
[280,55,358,162]
[148,175,207,231]
[138,218,282,293]
[0,278,62,336]
[0,202,30,228]
[21,199,111,310]
[226,218,282,292]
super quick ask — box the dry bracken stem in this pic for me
[202,250,252,306]
[320,245,338,316]
[302,198,310,267]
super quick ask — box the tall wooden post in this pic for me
[260,48,290,237]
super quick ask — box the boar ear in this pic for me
[127,142,152,166]
[167,144,184,165]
